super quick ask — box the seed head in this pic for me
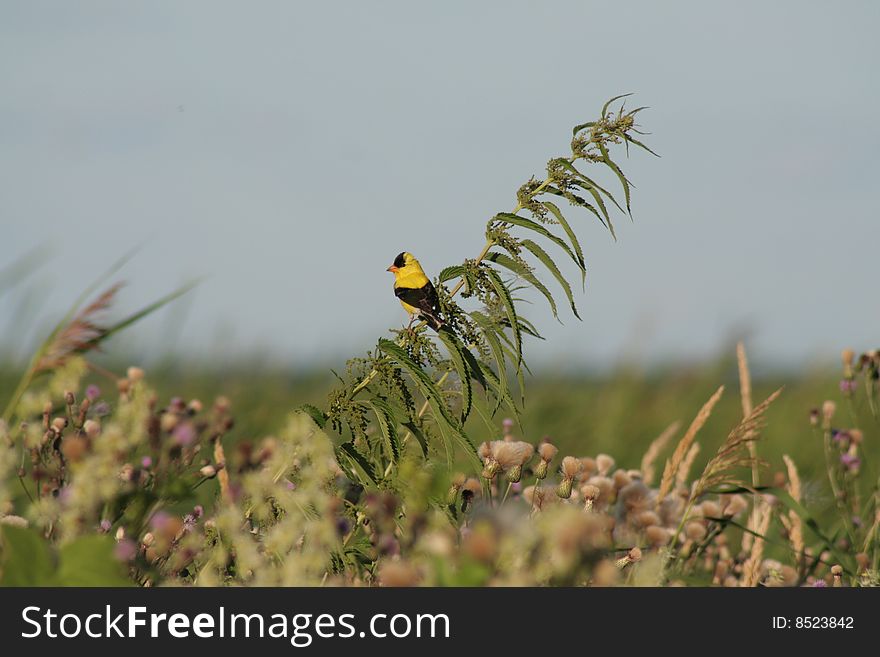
[538,442,558,462]
[127,366,145,382]
[561,456,583,478]
[596,454,615,476]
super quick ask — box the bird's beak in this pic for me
[386,265,398,273]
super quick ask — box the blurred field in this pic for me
[0,354,851,490]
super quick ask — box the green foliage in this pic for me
[0,526,130,586]
[311,96,653,492]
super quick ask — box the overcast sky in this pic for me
[2,1,878,371]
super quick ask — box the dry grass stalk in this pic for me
[782,454,805,564]
[676,442,701,491]
[657,386,724,503]
[692,388,782,500]
[641,421,680,486]
[740,502,772,587]
[213,436,232,504]
[737,341,760,491]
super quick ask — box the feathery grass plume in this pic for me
[657,386,724,503]
[781,454,805,570]
[740,501,773,587]
[641,421,680,486]
[691,388,782,501]
[737,342,761,487]
[675,442,701,491]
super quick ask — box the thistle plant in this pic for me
[301,95,656,494]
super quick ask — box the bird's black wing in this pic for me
[394,281,444,329]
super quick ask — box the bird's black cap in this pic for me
[393,252,406,268]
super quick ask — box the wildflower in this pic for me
[615,546,642,569]
[100,519,112,533]
[556,456,583,498]
[535,441,558,479]
[812,579,827,587]
[481,440,533,481]
[839,379,857,394]
[831,564,843,587]
[501,418,514,439]
[596,453,615,476]
[580,484,600,511]
[840,453,860,473]
[821,400,836,428]
[172,422,197,447]
[85,384,101,401]
[612,469,631,490]
[114,539,137,562]
[141,456,153,469]
[93,401,110,416]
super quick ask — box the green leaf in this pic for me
[436,330,473,422]
[541,201,586,289]
[296,404,328,429]
[469,312,516,415]
[365,398,400,463]
[438,265,466,283]
[623,134,660,157]
[494,213,580,269]
[337,443,378,487]
[402,420,430,458]
[486,252,559,320]
[0,525,54,586]
[572,120,595,136]
[602,93,633,117]
[598,141,633,215]
[56,535,132,586]
[483,267,522,366]
[377,339,478,464]
[551,159,620,239]
[772,489,856,574]
[520,239,580,320]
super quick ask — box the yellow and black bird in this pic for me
[386,252,444,330]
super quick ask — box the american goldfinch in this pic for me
[386,252,444,330]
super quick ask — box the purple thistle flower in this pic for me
[141,456,153,469]
[86,384,101,401]
[839,379,858,393]
[172,422,196,447]
[150,511,171,531]
[93,401,111,417]
[840,453,861,471]
[812,580,827,588]
[193,505,204,519]
[100,519,112,533]
[114,539,137,562]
